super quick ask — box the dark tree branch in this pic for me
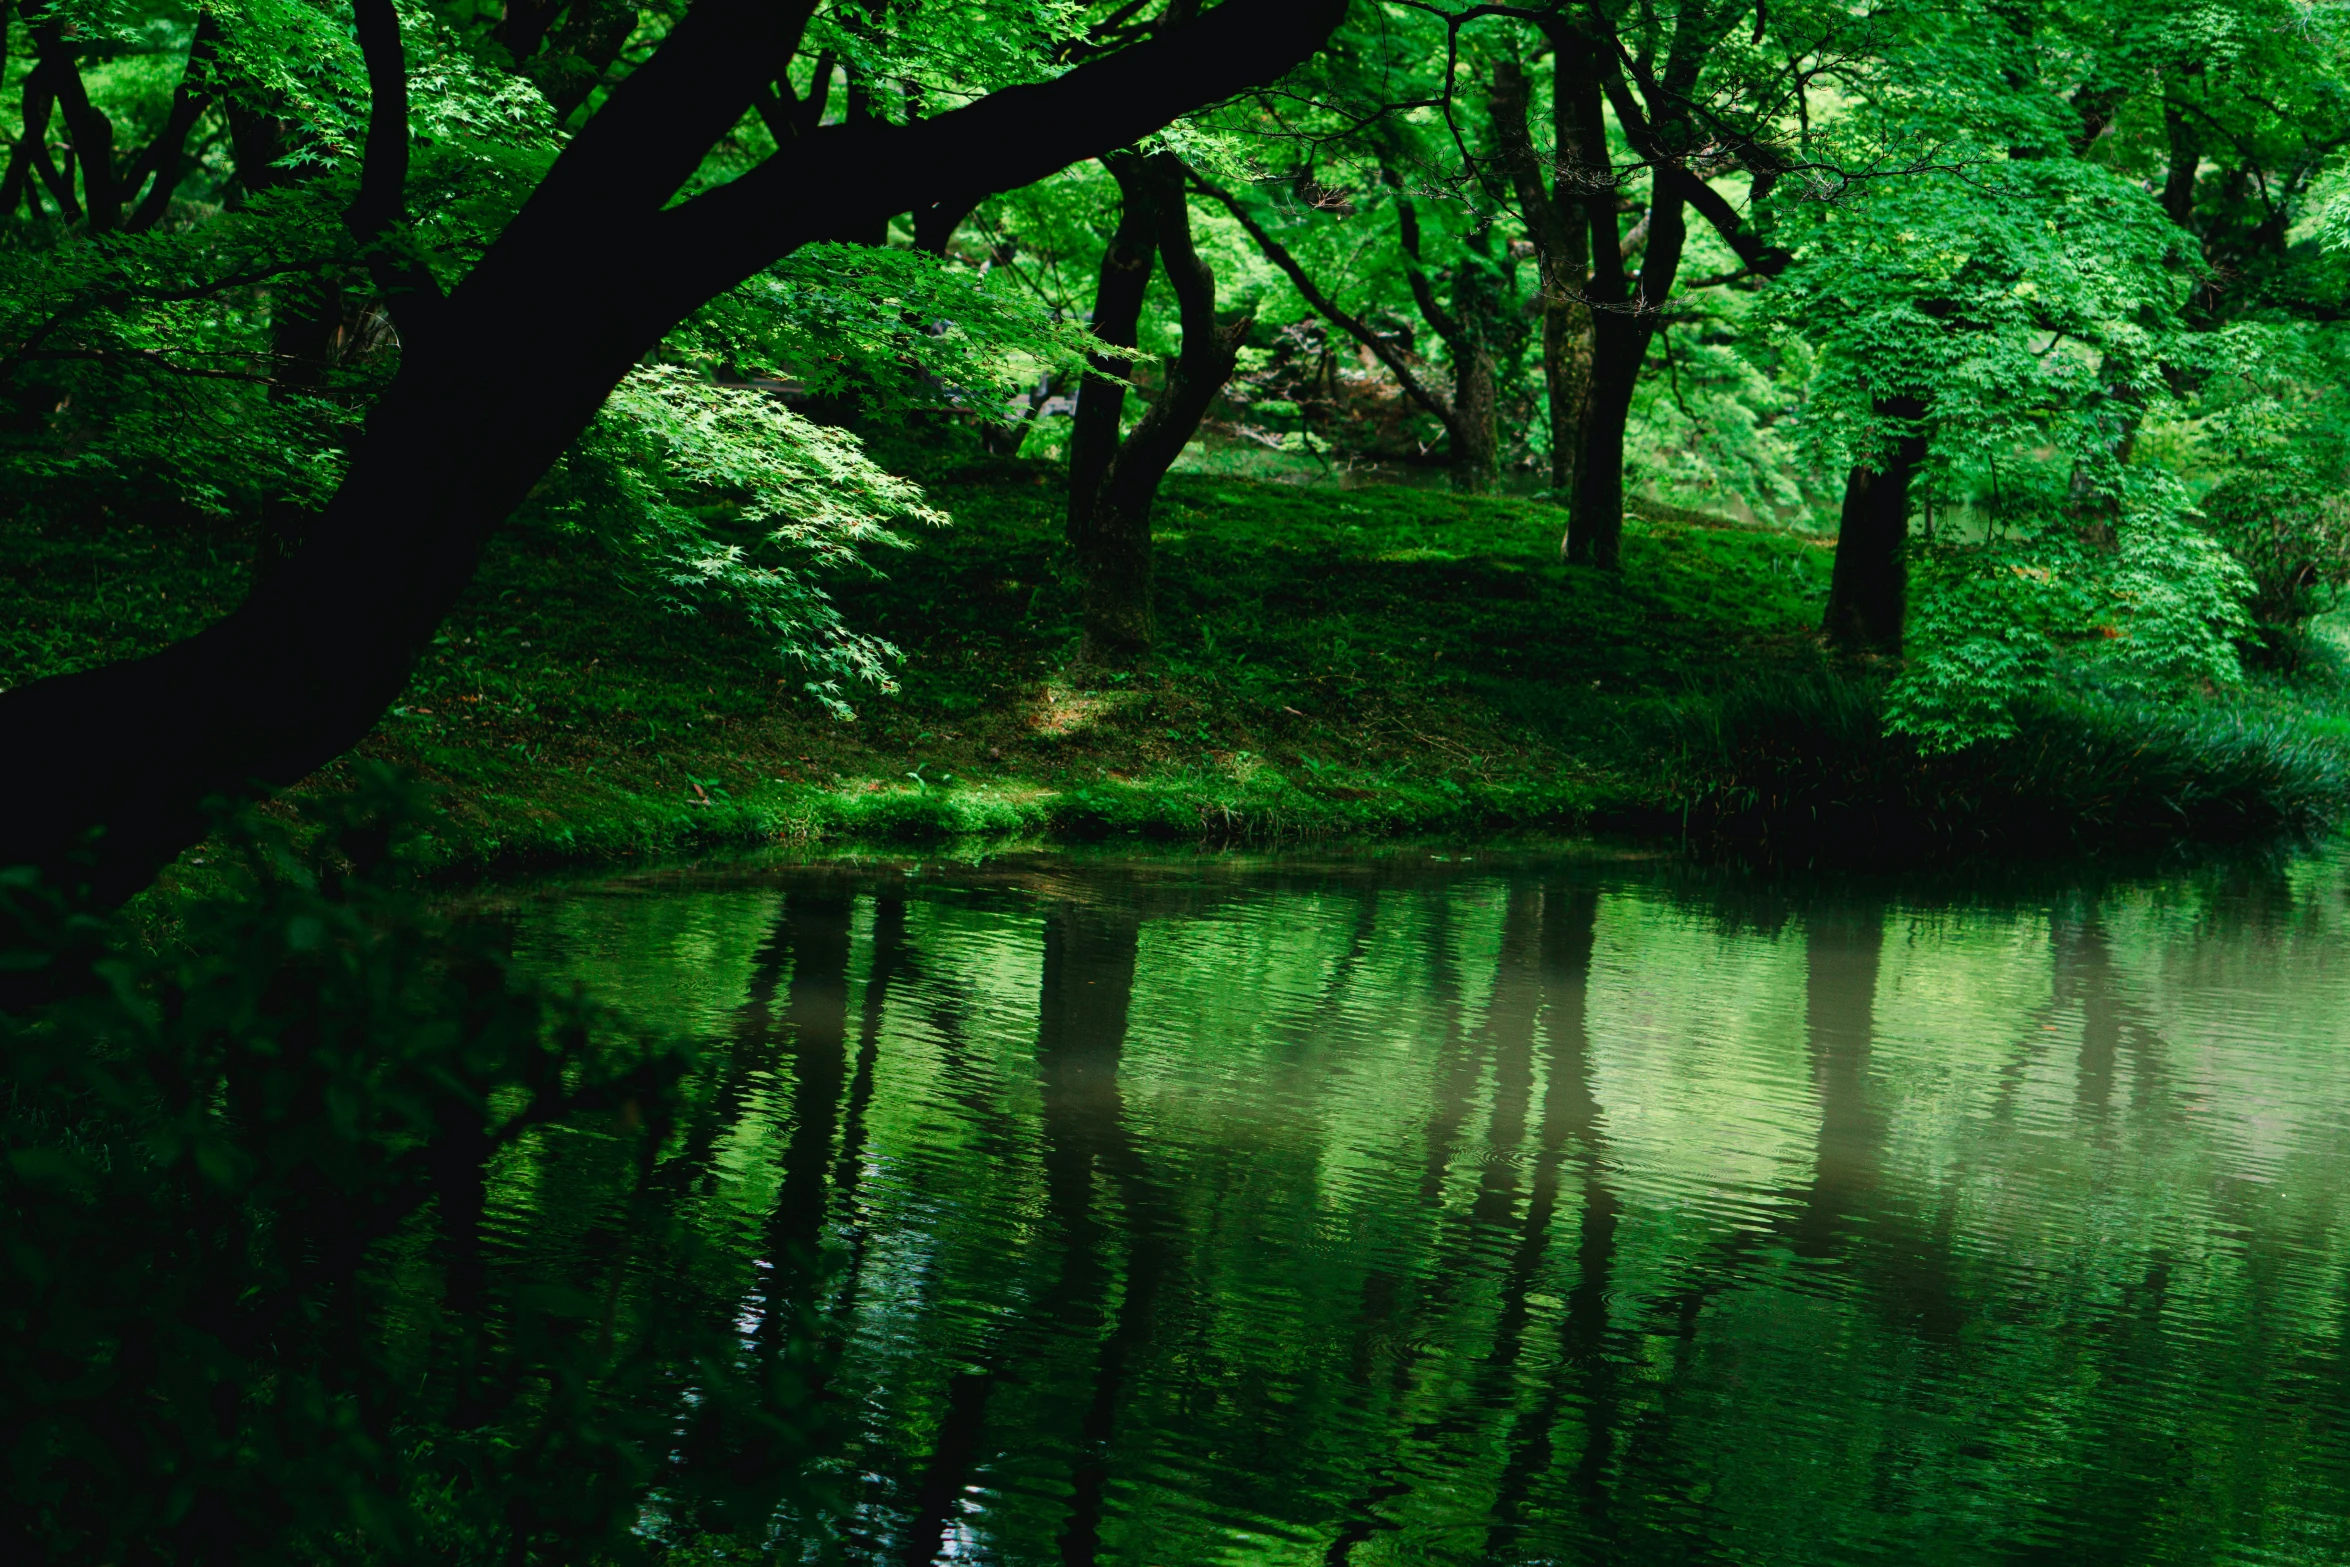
[27,11,118,229]
[1388,167,1468,347]
[799,48,838,131]
[648,0,1339,311]
[120,13,221,232]
[1593,32,1791,278]
[1486,56,1580,299]
[532,0,645,120]
[1102,153,1250,515]
[17,347,279,384]
[1069,148,1161,530]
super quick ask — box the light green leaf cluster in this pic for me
[548,365,948,719]
[1772,157,2193,479]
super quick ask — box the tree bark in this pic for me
[1557,28,1634,567]
[30,11,119,231]
[1068,150,1161,551]
[0,0,1349,909]
[122,14,219,232]
[1489,54,1591,500]
[532,0,643,120]
[2161,93,2199,230]
[1076,155,1250,663]
[1558,5,1781,568]
[1823,394,1928,657]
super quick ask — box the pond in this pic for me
[496,843,2350,1565]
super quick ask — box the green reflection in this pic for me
[496,850,2350,1565]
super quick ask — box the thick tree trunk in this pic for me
[1566,190,1683,569]
[1489,54,1591,500]
[0,0,1348,910]
[1566,315,1640,569]
[1555,30,1630,567]
[1074,155,1249,664]
[1557,7,1765,567]
[1541,299,1592,497]
[1823,394,1928,656]
[1447,338,1500,492]
[1068,150,1159,549]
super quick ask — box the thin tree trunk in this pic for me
[1823,394,1927,656]
[1390,173,1498,491]
[1201,174,1462,449]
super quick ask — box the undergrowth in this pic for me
[1664,666,2350,864]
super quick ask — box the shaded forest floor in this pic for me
[5,461,1836,873]
[10,459,2345,878]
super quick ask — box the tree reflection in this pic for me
[1323,882,1617,1561]
[1482,885,1611,1561]
[894,900,1169,1567]
[1792,906,1888,1258]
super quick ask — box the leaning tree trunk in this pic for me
[0,0,1348,914]
[1073,154,1249,664]
[1823,394,1929,656]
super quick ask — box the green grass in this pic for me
[7,458,2344,875]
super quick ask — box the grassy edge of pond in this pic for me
[10,460,2350,882]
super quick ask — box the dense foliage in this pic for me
[7,0,2350,753]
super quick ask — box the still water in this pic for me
[499,844,2350,1564]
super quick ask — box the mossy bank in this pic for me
[7,461,2345,876]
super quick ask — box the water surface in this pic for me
[499,845,2350,1564]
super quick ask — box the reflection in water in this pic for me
[499,850,2350,1564]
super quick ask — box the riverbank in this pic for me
[8,459,2346,878]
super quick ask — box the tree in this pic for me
[1067,149,1251,664]
[1488,45,1593,503]
[1555,0,1794,566]
[1209,1,1795,541]
[0,0,1348,910]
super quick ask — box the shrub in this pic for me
[2199,463,2350,631]
[1664,669,2350,864]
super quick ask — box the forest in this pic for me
[6,0,2350,1562]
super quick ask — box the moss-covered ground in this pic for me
[14,459,2344,877]
[5,461,1840,872]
